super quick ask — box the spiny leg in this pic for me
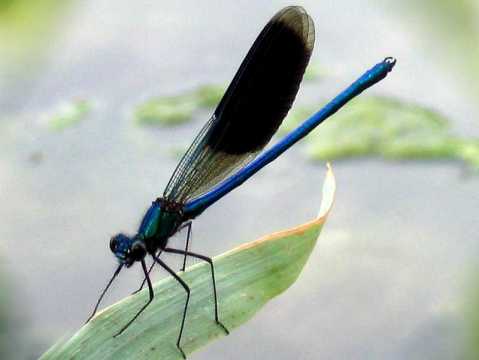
[114,259,154,337]
[86,264,123,323]
[153,254,190,359]
[132,249,163,295]
[178,221,192,272]
[163,247,229,334]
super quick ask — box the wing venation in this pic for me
[164,6,315,203]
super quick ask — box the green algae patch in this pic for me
[135,96,197,126]
[456,140,479,170]
[48,99,91,131]
[283,96,479,170]
[194,84,225,108]
[303,62,325,81]
[135,85,225,127]
[40,165,335,360]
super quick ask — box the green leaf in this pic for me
[40,165,336,360]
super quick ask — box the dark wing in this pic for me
[163,6,315,203]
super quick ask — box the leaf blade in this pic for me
[40,164,335,360]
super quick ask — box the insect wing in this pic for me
[164,6,315,203]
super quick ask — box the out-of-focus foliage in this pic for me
[134,85,225,126]
[303,62,325,82]
[0,0,73,70]
[135,95,198,127]
[194,84,225,108]
[46,100,91,131]
[134,61,323,127]
[391,0,479,97]
[282,96,479,170]
[137,77,479,170]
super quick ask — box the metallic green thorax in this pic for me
[138,199,183,250]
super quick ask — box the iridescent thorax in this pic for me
[138,198,185,252]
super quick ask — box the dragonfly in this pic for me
[86,5,395,359]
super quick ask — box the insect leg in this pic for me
[177,221,192,272]
[132,249,163,294]
[153,254,190,359]
[86,263,123,323]
[163,247,229,334]
[114,259,154,337]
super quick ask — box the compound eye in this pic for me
[109,236,119,252]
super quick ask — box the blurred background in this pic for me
[1,0,479,359]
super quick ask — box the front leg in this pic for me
[114,259,154,337]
